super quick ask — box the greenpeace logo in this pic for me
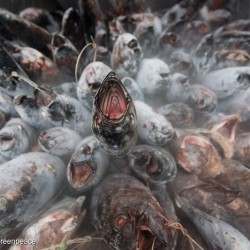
[0,239,36,245]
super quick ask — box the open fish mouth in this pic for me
[135,225,167,250]
[69,162,94,189]
[0,134,15,151]
[99,80,128,122]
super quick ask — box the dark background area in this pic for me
[0,0,249,21]
[0,0,183,13]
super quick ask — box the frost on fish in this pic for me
[0,118,36,160]
[14,95,53,130]
[134,101,174,146]
[202,66,250,99]
[136,58,171,96]
[34,88,92,136]
[38,127,82,158]
[165,73,191,104]
[10,196,85,250]
[157,103,194,128]
[121,77,144,102]
[111,33,142,78]
[0,152,66,235]
[77,61,112,110]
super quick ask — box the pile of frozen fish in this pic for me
[0,0,250,249]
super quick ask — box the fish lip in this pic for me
[13,95,26,106]
[0,134,16,151]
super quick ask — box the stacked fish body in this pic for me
[0,0,249,249]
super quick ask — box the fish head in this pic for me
[111,33,142,78]
[100,196,168,250]
[92,71,137,156]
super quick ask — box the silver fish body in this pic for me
[0,118,36,159]
[53,82,77,98]
[134,100,174,146]
[0,90,18,117]
[136,58,171,96]
[14,95,53,130]
[165,73,191,104]
[38,92,92,136]
[202,66,250,99]
[177,197,250,250]
[38,127,82,158]
[51,34,79,81]
[10,46,59,84]
[0,152,66,235]
[121,77,144,102]
[218,87,250,122]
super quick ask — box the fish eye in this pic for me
[115,215,127,229]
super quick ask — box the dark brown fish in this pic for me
[4,41,59,84]
[0,8,52,57]
[200,159,250,204]
[91,174,174,250]
[51,34,79,81]
[173,170,250,239]
[19,7,60,33]
[61,7,86,51]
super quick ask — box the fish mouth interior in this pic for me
[99,81,128,122]
[136,227,164,250]
[88,82,101,93]
[0,135,15,150]
[69,162,94,189]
